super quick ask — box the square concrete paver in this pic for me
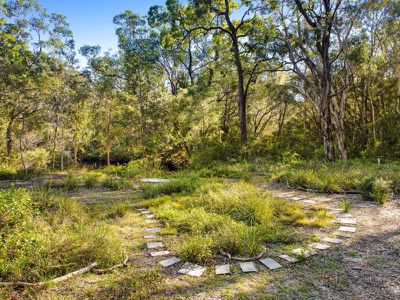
[311,242,331,250]
[159,257,181,267]
[239,262,257,273]
[145,220,156,224]
[147,242,163,249]
[339,226,357,233]
[178,262,206,277]
[321,237,342,244]
[259,258,282,270]
[340,218,357,225]
[144,227,161,233]
[146,214,155,219]
[137,208,148,212]
[143,234,159,239]
[215,264,231,275]
[150,251,170,257]
[278,254,299,263]
[292,248,316,258]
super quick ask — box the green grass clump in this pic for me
[360,177,393,204]
[141,179,197,199]
[340,200,352,212]
[101,177,131,190]
[0,188,124,282]
[148,182,331,262]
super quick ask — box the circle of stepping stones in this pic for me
[137,193,360,278]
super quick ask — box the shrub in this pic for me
[0,164,18,180]
[23,148,50,172]
[65,174,81,191]
[361,177,393,204]
[82,173,104,188]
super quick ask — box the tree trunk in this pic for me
[6,116,15,156]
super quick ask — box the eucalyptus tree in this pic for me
[269,0,361,161]
[188,0,276,145]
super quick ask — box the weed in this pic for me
[340,200,352,212]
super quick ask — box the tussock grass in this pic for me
[149,182,332,262]
[0,188,125,282]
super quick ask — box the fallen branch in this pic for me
[220,246,267,261]
[0,262,98,288]
[92,255,129,274]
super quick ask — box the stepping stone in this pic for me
[144,227,161,233]
[145,219,156,224]
[311,242,331,250]
[143,234,159,239]
[302,200,317,205]
[147,242,163,249]
[340,218,357,225]
[338,213,353,218]
[278,254,299,263]
[159,257,181,267]
[336,232,352,238]
[292,248,316,258]
[330,208,343,213]
[239,262,257,273]
[141,178,174,183]
[321,237,342,244]
[150,251,170,257]
[215,264,231,275]
[291,196,304,201]
[339,226,357,233]
[259,258,282,270]
[146,214,155,219]
[137,208,148,212]
[178,262,206,277]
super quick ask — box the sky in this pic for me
[39,0,166,65]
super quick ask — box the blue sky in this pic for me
[40,0,166,64]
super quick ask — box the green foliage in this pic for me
[101,177,131,190]
[0,188,124,282]
[149,182,331,262]
[174,235,213,264]
[361,178,393,204]
[141,179,197,199]
[340,200,352,212]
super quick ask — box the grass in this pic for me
[0,188,125,283]
[144,181,333,262]
[268,159,400,199]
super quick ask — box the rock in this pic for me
[259,258,282,270]
[159,257,181,267]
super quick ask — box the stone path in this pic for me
[136,188,360,278]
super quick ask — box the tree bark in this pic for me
[6,116,15,156]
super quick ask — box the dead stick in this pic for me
[0,262,98,287]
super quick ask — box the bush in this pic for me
[23,148,50,172]
[361,177,393,204]
[0,164,18,180]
